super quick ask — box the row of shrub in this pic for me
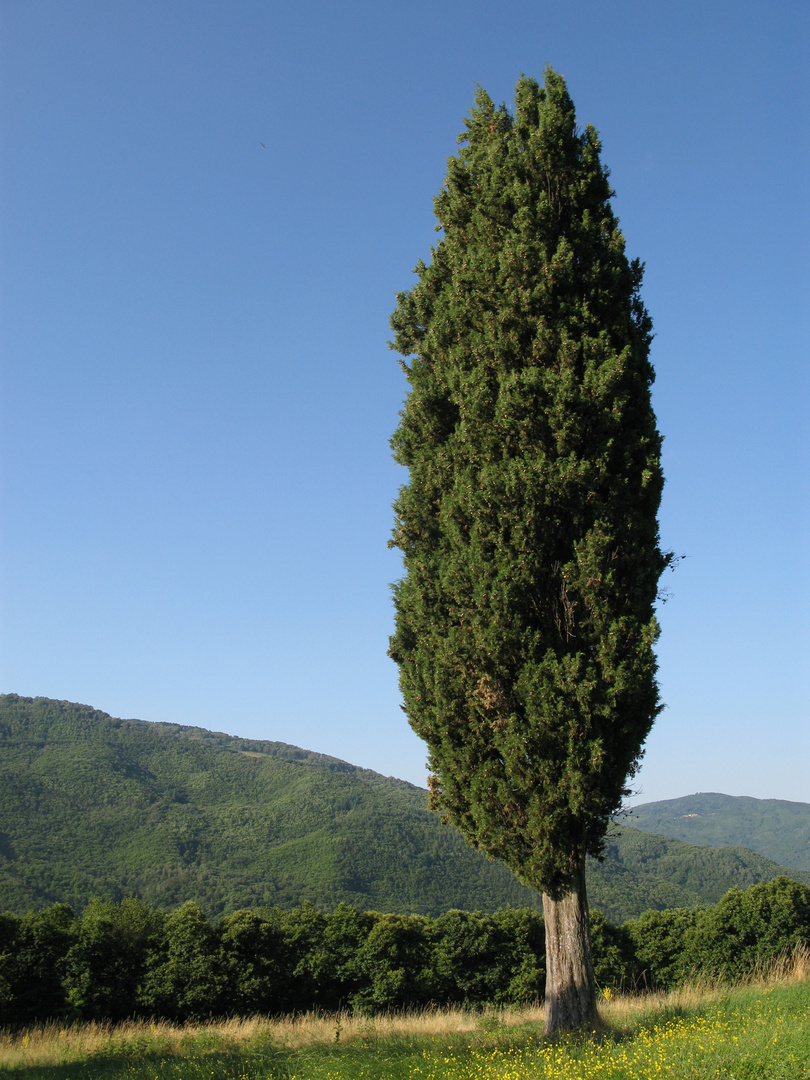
[1,876,807,1026]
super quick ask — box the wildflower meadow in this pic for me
[2,955,808,1080]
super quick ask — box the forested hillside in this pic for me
[627,792,810,871]
[1,695,806,922]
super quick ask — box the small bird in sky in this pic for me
[259,141,267,148]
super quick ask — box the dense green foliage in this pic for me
[388,70,667,893]
[1,878,808,1026]
[0,694,541,917]
[1,695,806,924]
[628,792,810,871]
[0,900,546,1025]
[628,876,810,989]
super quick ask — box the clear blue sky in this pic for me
[1,0,807,804]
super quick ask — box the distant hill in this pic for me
[1,695,807,923]
[626,792,810,871]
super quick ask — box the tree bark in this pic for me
[542,852,597,1036]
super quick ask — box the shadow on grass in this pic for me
[8,1039,455,1080]
[3,1045,295,1080]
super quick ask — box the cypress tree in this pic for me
[388,69,668,1034]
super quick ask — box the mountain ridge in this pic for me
[626,791,810,871]
[1,694,806,923]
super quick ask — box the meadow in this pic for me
[2,950,808,1080]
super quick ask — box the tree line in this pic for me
[1,876,807,1027]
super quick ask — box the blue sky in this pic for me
[1,0,807,805]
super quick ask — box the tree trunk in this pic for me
[542,852,597,1036]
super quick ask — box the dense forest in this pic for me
[1,696,807,924]
[1,877,808,1026]
[627,793,810,871]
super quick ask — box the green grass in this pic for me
[284,985,810,1079]
[3,977,809,1080]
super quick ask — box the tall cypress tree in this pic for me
[389,69,668,1034]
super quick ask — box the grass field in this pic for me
[3,953,808,1079]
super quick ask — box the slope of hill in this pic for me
[0,694,539,917]
[591,826,810,921]
[626,792,810,871]
[1,695,806,923]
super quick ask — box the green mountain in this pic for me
[626,793,810,872]
[591,826,810,922]
[1,695,806,923]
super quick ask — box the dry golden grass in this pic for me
[2,942,807,1070]
[0,1017,187,1070]
[0,1005,547,1069]
[598,941,810,1028]
[262,999,547,1049]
